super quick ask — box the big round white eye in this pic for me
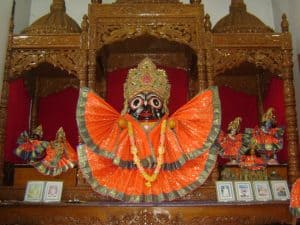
[129,97,143,110]
[149,97,162,109]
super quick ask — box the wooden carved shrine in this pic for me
[0,0,299,224]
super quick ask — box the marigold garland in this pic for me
[128,120,167,187]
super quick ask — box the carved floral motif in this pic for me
[213,48,283,75]
[10,49,82,78]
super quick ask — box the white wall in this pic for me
[29,0,274,29]
[14,0,31,34]
[0,0,14,97]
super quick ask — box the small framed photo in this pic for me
[43,181,63,202]
[270,180,290,201]
[234,181,254,201]
[216,181,235,202]
[24,181,45,202]
[252,181,272,201]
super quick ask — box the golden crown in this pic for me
[262,107,276,123]
[56,127,66,140]
[32,125,43,137]
[122,58,170,114]
[228,117,242,132]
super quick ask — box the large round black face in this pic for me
[128,92,165,121]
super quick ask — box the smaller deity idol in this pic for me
[239,139,265,171]
[246,107,284,165]
[31,127,78,176]
[290,179,300,217]
[15,125,49,162]
[218,117,246,165]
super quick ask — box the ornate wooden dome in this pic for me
[22,0,81,34]
[212,0,273,33]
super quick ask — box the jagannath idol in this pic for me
[76,58,221,202]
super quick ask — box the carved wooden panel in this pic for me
[12,35,80,48]
[10,49,82,78]
[212,48,283,76]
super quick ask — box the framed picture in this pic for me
[270,180,290,201]
[24,181,45,202]
[234,181,254,201]
[216,181,235,202]
[252,181,272,201]
[43,181,63,202]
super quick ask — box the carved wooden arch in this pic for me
[95,25,199,53]
[9,49,82,80]
[212,48,283,77]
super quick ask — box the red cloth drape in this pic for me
[106,67,188,114]
[4,79,31,163]
[263,77,287,163]
[38,87,79,148]
[219,86,259,131]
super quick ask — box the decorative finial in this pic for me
[204,14,212,32]
[230,0,246,13]
[281,14,289,33]
[81,15,89,32]
[190,0,201,4]
[50,0,66,12]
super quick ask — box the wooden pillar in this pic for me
[87,23,97,90]
[79,15,89,88]
[197,50,207,92]
[282,45,300,185]
[0,13,14,185]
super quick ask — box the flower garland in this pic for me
[127,120,167,187]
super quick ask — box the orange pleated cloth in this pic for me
[290,178,300,216]
[32,139,78,176]
[76,86,221,202]
[218,131,243,158]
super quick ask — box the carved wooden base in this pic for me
[0,201,292,225]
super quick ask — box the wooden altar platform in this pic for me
[0,200,292,225]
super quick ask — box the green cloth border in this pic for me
[290,207,300,217]
[77,142,218,202]
[76,86,221,170]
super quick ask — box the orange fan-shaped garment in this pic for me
[31,135,78,176]
[76,87,221,202]
[290,179,300,216]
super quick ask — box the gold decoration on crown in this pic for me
[228,117,242,132]
[262,107,276,123]
[32,125,43,137]
[122,58,171,114]
[56,127,66,140]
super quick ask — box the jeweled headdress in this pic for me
[122,57,171,114]
[228,117,242,132]
[262,107,276,124]
[56,127,66,140]
[32,125,43,138]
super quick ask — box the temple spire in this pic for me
[50,0,66,12]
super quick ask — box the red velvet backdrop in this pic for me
[38,87,79,148]
[4,79,30,163]
[106,67,189,115]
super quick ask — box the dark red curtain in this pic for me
[4,79,31,163]
[38,87,79,148]
[263,77,287,163]
[219,86,259,131]
[106,67,189,114]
